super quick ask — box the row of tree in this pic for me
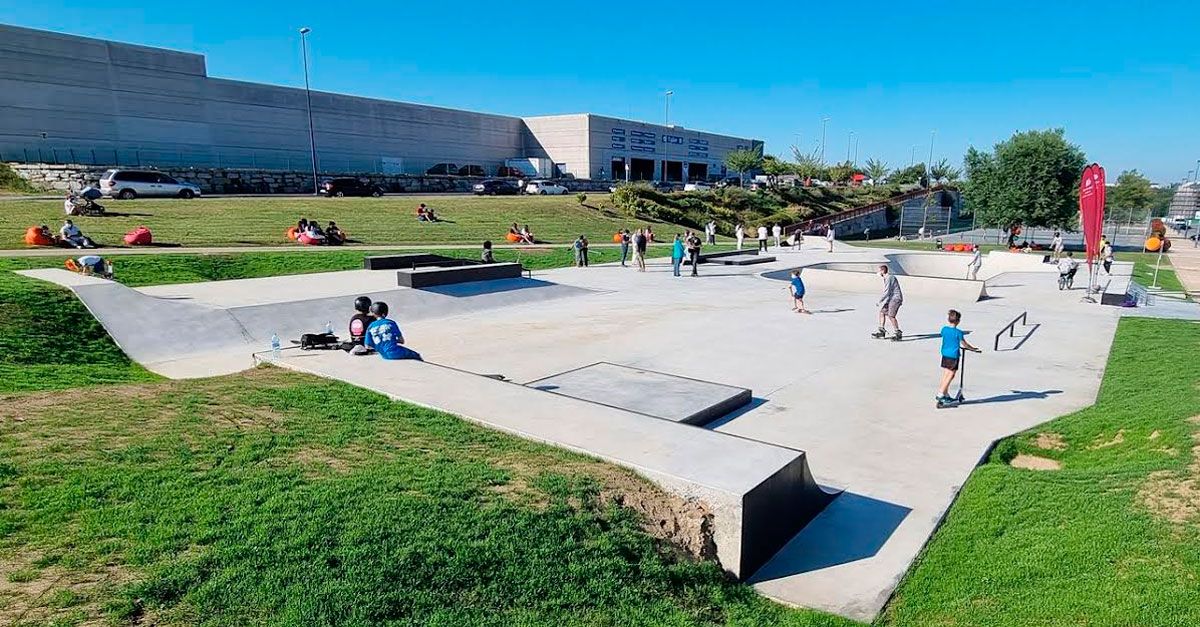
[725,128,1171,231]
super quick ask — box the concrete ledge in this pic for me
[397,262,524,288]
[713,255,776,266]
[365,253,469,270]
[686,249,759,265]
[261,351,834,578]
[797,263,988,302]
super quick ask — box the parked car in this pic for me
[683,181,711,191]
[525,180,569,195]
[425,163,459,175]
[714,177,741,188]
[473,179,520,195]
[496,165,526,178]
[457,165,486,177]
[650,181,681,193]
[320,177,385,197]
[99,169,202,199]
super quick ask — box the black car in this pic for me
[321,178,385,197]
[472,179,520,195]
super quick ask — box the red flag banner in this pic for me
[1078,163,1106,269]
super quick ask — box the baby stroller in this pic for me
[65,186,106,217]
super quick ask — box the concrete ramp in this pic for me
[789,262,988,302]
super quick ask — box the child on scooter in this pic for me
[937,309,980,404]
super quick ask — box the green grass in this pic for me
[1,194,708,249]
[0,368,854,627]
[883,317,1200,626]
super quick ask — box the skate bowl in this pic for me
[781,258,989,302]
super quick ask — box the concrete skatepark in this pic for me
[20,241,1199,622]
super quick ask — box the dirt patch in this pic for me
[0,553,130,626]
[1010,454,1062,471]
[1149,430,1161,440]
[1089,429,1126,450]
[1138,421,1200,525]
[1034,432,1067,451]
[295,447,352,475]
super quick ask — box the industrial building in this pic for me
[0,23,761,181]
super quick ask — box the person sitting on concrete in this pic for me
[934,238,944,250]
[364,301,422,361]
[481,240,495,264]
[341,295,375,354]
[59,219,94,249]
[325,221,346,245]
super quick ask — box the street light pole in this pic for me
[820,117,830,163]
[299,27,318,195]
[664,90,674,126]
[846,131,854,163]
[927,129,936,178]
[910,145,917,167]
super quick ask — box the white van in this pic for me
[99,169,203,199]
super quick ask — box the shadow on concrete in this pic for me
[703,397,767,429]
[749,492,911,581]
[808,308,855,314]
[421,278,560,298]
[965,389,1063,405]
[894,332,941,342]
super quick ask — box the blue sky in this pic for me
[4,0,1197,182]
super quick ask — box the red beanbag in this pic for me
[612,233,623,243]
[297,233,319,245]
[124,226,152,246]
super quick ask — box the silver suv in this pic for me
[99,169,203,199]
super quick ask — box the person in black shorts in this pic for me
[937,309,981,403]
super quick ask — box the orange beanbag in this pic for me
[505,232,520,243]
[24,226,54,246]
[64,258,81,272]
[124,226,152,246]
[612,233,623,243]
[286,226,299,240]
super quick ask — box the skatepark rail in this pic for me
[995,311,1029,351]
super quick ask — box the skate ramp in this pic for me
[777,261,988,302]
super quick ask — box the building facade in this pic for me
[0,24,760,181]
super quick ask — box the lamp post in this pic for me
[927,129,936,179]
[846,131,854,163]
[664,90,674,126]
[910,145,918,167]
[299,27,318,195]
[819,117,830,163]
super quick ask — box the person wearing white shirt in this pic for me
[756,225,769,252]
[967,246,982,280]
[772,223,782,249]
[1051,232,1064,260]
[825,226,836,252]
[735,223,745,250]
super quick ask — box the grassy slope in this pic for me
[1,194,707,249]
[883,317,1200,626]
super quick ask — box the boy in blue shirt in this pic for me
[363,301,423,361]
[937,309,980,403]
[787,270,811,314]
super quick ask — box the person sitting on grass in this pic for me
[364,301,422,361]
[38,224,59,245]
[481,240,495,264]
[296,218,309,239]
[417,203,438,222]
[59,219,94,249]
[520,224,535,244]
[304,220,326,244]
[936,309,981,404]
[325,221,346,246]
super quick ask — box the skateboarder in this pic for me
[967,245,982,280]
[787,270,811,314]
[936,309,981,404]
[872,265,904,340]
[364,301,422,361]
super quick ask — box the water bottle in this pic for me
[325,320,334,335]
[270,333,281,359]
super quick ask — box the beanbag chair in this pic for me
[64,258,81,272]
[124,226,152,246]
[505,232,520,243]
[612,233,623,243]
[24,226,54,246]
[286,226,299,240]
[297,233,319,245]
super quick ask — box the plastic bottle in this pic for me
[270,333,281,359]
[325,320,334,334]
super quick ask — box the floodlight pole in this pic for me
[299,27,319,195]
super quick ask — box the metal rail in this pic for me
[994,311,1028,351]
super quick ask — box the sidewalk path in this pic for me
[1168,246,1200,296]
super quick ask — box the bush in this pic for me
[990,438,1019,464]
[576,193,587,206]
[0,163,38,193]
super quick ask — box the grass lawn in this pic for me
[883,317,1200,626]
[0,194,712,250]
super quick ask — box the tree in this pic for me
[724,147,763,186]
[962,129,1086,230]
[761,155,792,187]
[929,158,961,184]
[826,161,856,184]
[891,163,927,185]
[864,158,890,184]
[1108,169,1154,221]
[791,145,823,180]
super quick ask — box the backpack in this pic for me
[299,332,340,350]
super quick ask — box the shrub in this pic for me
[576,192,587,206]
[0,163,38,193]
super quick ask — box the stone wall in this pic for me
[7,163,613,195]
